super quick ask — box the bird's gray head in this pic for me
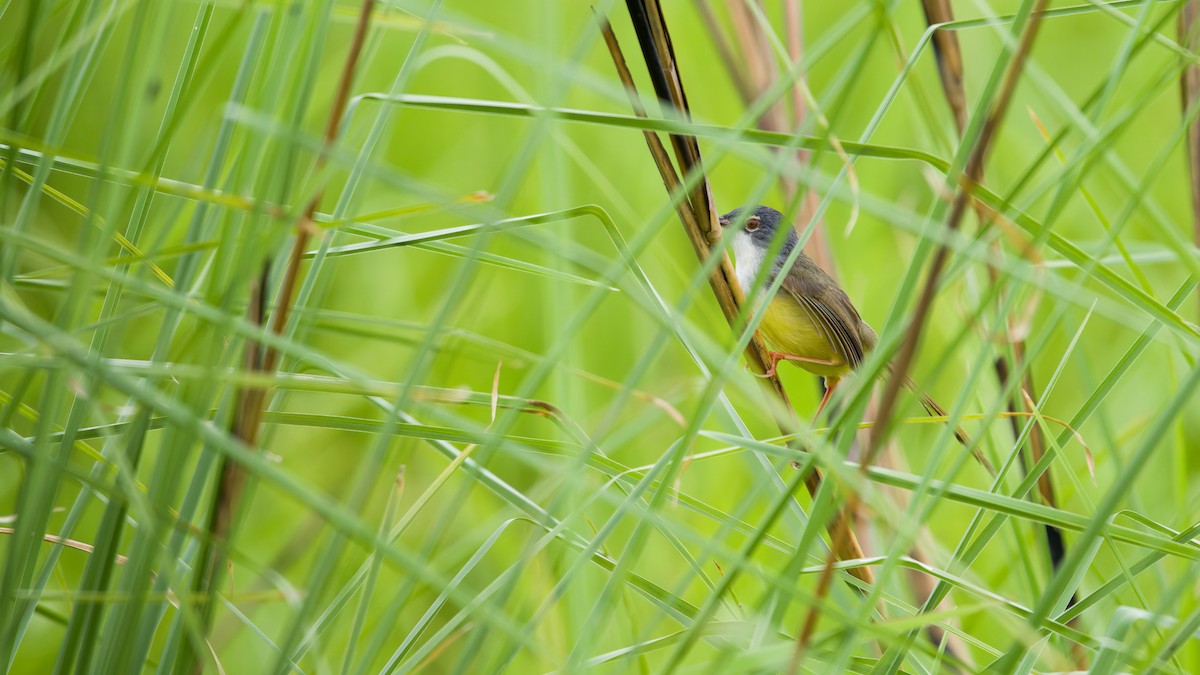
[718,205,796,253]
[718,205,800,289]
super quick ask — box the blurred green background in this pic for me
[2,0,1200,672]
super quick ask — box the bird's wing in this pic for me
[779,261,867,369]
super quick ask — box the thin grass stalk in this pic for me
[0,0,39,258]
[152,10,281,668]
[604,2,874,593]
[694,0,755,104]
[190,1,376,670]
[724,1,785,133]
[991,347,1200,668]
[988,12,1179,631]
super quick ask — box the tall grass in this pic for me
[1,0,1199,673]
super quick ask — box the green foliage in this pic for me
[1,0,1199,673]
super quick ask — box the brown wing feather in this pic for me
[778,256,867,369]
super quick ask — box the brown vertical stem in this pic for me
[188,2,377,672]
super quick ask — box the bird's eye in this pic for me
[745,216,760,232]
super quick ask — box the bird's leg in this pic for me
[787,376,842,469]
[753,351,842,379]
[813,376,841,422]
[757,352,783,379]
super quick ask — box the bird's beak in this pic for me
[718,216,729,228]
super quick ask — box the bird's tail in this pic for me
[901,374,997,477]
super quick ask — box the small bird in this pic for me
[720,205,877,419]
[719,205,981,461]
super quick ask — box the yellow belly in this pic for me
[759,294,851,378]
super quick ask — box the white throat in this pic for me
[731,230,766,294]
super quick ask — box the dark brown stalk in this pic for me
[600,2,874,595]
[188,2,377,671]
